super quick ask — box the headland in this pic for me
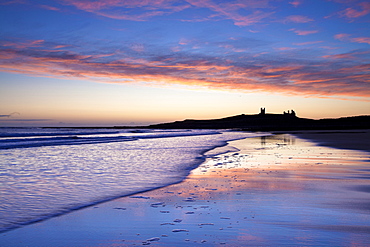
[116,108,370,131]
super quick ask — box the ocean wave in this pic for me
[0,128,120,138]
[0,129,221,150]
[0,129,268,233]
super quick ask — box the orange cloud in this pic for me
[1,39,369,100]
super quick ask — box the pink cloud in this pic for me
[63,0,183,11]
[289,1,303,7]
[339,2,370,19]
[275,47,296,51]
[283,15,313,23]
[323,54,356,60]
[322,50,370,62]
[54,45,71,49]
[184,0,273,26]
[320,46,339,50]
[289,28,318,35]
[334,33,351,41]
[39,5,61,11]
[179,38,191,45]
[61,0,190,21]
[1,39,44,49]
[0,0,27,5]
[335,33,370,44]
[293,41,323,46]
[61,0,273,26]
[328,0,359,3]
[351,37,370,44]
[219,44,246,53]
[99,11,169,21]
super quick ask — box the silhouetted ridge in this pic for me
[144,109,370,131]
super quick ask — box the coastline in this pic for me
[1,132,370,246]
[0,130,260,234]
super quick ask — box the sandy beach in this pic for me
[1,131,370,246]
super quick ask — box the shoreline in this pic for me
[1,132,370,246]
[0,130,264,234]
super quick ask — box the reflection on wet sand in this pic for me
[142,134,370,246]
[108,134,370,246]
[1,134,369,246]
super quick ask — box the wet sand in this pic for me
[1,133,370,246]
[289,129,370,153]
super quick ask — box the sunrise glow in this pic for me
[0,0,369,126]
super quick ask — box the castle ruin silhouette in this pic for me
[259,108,296,117]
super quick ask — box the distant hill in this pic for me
[144,114,369,131]
[111,108,370,131]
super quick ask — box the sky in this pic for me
[0,0,369,126]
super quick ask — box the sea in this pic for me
[0,127,267,233]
